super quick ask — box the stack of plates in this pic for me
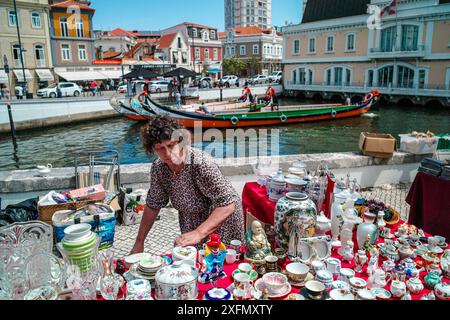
[130,256,166,281]
[59,224,100,273]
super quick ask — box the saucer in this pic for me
[408,240,422,247]
[125,253,153,265]
[226,284,259,300]
[129,263,157,280]
[254,279,292,299]
[429,246,444,254]
[370,288,392,300]
[289,273,314,288]
[438,242,449,248]
[299,287,328,300]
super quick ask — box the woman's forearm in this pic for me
[196,203,236,239]
[135,205,160,244]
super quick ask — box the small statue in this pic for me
[363,235,375,252]
[342,240,355,263]
[199,234,227,285]
[245,220,272,262]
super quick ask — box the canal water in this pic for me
[0,99,449,170]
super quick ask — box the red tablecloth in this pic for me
[242,182,278,227]
[407,172,450,240]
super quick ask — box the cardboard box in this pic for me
[359,132,396,159]
[69,184,106,201]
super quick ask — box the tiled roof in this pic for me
[109,28,138,38]
[137,38,160,44]
[302,0,369,23]
[219,27,282,38]
[218,32,226,39]
[103,51,122,59]
[158,33,177,49]
[50,0,95,11]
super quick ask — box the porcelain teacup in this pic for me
[233,273,253,291]
[311,260,326,274]
[226,249,238,265]
[338,268,356,283]
[285,262,309,283]
[265,255,279,272]
[325,258,341,276]
[262,272,288,295]
[305,280,326,300]
[238,263,253,274]
[434,236,446,246]
[230,240,242,253]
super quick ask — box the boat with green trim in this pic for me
[143,90,380,128]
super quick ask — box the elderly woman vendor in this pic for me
[130,116,245,254]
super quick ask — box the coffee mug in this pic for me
[226,249,238,265]
[326,258,341,276]
[265,255,278,272]
[233,272,252,291]
[338,268,356,283]
[311,260,326,274]
[230,240,242,253]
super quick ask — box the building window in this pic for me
[172,51,178,64]
[326,69,332,86]
[253,44,259,55]
[308,38,316,53]
[293,40,300,54]
[202,31,209,41]
[210,30,216,39]
[397,66,415,88]
[8,10,18,27]
[378,66,394,87]
[31,12,41,28]
[345,69,352,85]
[326,36,334,52]
[192,28,198,38]
[182,51,187,64]
[204,48,210,60]
[35,44,45,67]
[195,48,200,60]
[298,68,306,85]
[61,44,71,61]
[213,48,218,60]
[381,26,397,52]
[240,45,246,56]
[60,17,69,37]
[401,25,419,51]
[346,33,355,51]
[367,70,374,87]
[76,19,84,38]
[178,37,182,49]
[418,69,426,89]
[12,44,25,67]
[230,46,236,56]
[78,44,87,61]
[334,67,343,85]
[292,69,297,84]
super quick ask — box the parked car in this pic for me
[268,71,282,83]
[217,75,239,88]
[37,82,82,98]
[149,80,170,93]
[248,75,269,85]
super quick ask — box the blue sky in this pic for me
[92,0,303,31]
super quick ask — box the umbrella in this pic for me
[122,68,159,79]
[163,67,198,78]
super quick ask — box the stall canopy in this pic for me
[122,68,159,79]
[0,70,8,84]
[99,69,124,80]
[163,67,198,78]
[13,69,33,82]
[35,69,54,81]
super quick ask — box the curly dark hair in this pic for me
[141,115,186,155]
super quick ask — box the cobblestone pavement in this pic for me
[110,183,412,259]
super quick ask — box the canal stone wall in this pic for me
[0,151,427,194]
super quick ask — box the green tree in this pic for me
[222,57,246,76]
[246,57,261,76]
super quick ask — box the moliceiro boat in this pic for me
[143,91,380,128]
[110,91,380,128]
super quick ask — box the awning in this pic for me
[0,70,8,84]
[13,69,33,82]
[35,69,54,81]
[99,70,124,79]
[54,70,108,81]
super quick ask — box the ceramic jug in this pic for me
[274,193,317,254]
[356,222,378,250]
[367,269,392,289]
[268,169,286,202]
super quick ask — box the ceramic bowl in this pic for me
[262,273,288,294]
[63,224,92,242]
[315,270,333,284]
[285,178,308,193]
[357,289,376,300]
[305,280,326,300]
[332,280,350,291]
[349,277,367,294]
[285,263,310,283]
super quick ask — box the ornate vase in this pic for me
[274,192,318,252]
[356,222,379,250]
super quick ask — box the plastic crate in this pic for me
[437,134,450,151]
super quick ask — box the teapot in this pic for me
[424,271,443,290]
[434,283,450,301]
[390,280,407,299]
[315,213,331,236]
[367,269,392,289]
[406,277,424,295]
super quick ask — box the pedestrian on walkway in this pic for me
[90,81,98,96]
[15,86,24,100]
[129,115,245,254]
[175,91,182,107]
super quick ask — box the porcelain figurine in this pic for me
[330,191,348,247]
[434,283,450,301]
[424,271,443,290]
[406,277,424,295]
[245,220,272,262]
[315,212,331,236]
[274,192,317,255]
[354,250,368,273]
[338,200,362,257]
[341,240,354,263]
[376,211,386,229]
[199,234,227,285]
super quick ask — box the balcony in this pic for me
[368,45,425,59]
[284,81,450,98]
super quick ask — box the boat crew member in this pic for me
[345,96,352,106]
[265,86,278,111]
[200,103,213,116]
[239,86,253,102]
[175,91,182,108]
[129,116,245,253]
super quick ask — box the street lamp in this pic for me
[13,0,28,98]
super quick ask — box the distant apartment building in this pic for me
[93,28,137,59]
[0,0,54,95]
[220,26,282,76]
[156,32,190,69]
[161,22,223,75]
[225,0,272,29]
[283,0,450,107]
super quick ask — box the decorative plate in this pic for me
[371,288,392,300]
[129,263,157,280]
[254,279,292,299]
[124,253,153,265]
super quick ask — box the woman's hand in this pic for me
[175,230,204,247]
[129,241,145,256]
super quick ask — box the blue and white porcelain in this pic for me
[204,288,233,301]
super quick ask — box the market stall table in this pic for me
[407,172,450,240]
